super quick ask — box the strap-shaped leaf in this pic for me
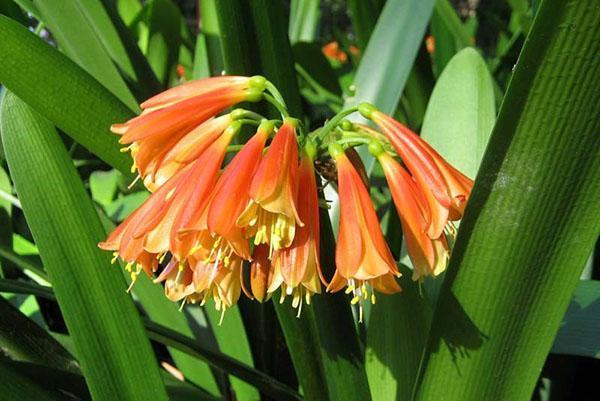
[0,15,134,176]
[551,280,600,359]
[413,1,600,400]
[0,93,169,401]
[0,296,78,373]
[0,277,304,401]
[366,48,496,401]
[0,361,64,401]
[289,0,320,43]
[343,0,435,113]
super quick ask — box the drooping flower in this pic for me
[153,259,195,302]
[111,76,265,190]
[189,251,244,324]
[189,121,276,263]
[98,124,239,285]
[248,244,273,303]
[376,148,450,280]
[137,114,233,191]
[237,118,302,254]
[269,146,325,314]
[360,104,473,238]
[326,144,401,318]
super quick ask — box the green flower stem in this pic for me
[265,81,288,107]
[262,93,289,118]
[313,106,359,143]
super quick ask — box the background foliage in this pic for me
[0,1,598,401]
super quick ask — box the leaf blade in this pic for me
[1,92,169,401]
[413,1,600,400]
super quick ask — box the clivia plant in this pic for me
[0,1,598,401]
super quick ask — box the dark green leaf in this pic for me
[1,93,169,401]
[551,280,600,359]
[0,15,134,176]
[0,361,65,401]
[289,0,320,43]
[0,296,78,372]
[413,1,600,400]
[33,0,145,109]
[430,0,472,75]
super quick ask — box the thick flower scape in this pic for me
[99,76,473,322]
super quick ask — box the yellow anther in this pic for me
[345,285,355,294]
[351,295,360,305]
[371,294,377,304]
[111,252,119,264]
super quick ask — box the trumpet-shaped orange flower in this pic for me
[189,121,276,263]
[98,125,238,283]
[248,244,273,303]
[153,259,195,302]
[111,76,264,190]
[139,114,233,191]
[189,251,243,323]
[269,148,325,314]
[361,105,473,238]
[327,144,401,317]
[237,119,302,254]
[377,151,449,280]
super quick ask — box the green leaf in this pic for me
[0,244,47,280]
[204,306,261,401]
[89,169,120,207]
[430,0,472,75]
[0,361,65,401]
[347,0,382,50]
[289,0,320,43]
[129,274,222,396]
[194,0,223,78]
[312,213,373,401]
[413,1,600,400]
[292,42,342,97]
[344,0,435,113]
[138,0,182,85]
[0,15,134,176]
[33,0,141,109]
[116,0,142,26]
[365,267,429,401]
[0,165,13,276]
[4,360,222,401]
[0,296,78,372]
[421,47,496,179]
[0,93,169,401]
[551,280,600,359]
[105,191,149,221]
[0,277,301,401]
[145,319,303,401]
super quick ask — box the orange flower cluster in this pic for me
[99,76,473,321]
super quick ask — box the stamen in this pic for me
[218,307,226,326]
[127,174,141,190]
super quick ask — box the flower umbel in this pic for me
[99,78,472,320]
